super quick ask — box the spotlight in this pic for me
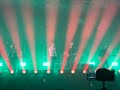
[20,62,26,67]
[10,70,14,74]
[83,70,86,73]
[71,70,75,74]
[47,70,50,74]
[0,63,3,66]
[60,70,64,74]
[89,62,95,65]
[112,62,118,66]
[22,70,26,74]
[118,70,120,73]
[43,62,49,66]
[34,70,38,74]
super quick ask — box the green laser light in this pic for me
[112,62,118,66]
[0,63,3,66]
[20,62,26,66]
[89,62,95,65]
[43,62,49,66]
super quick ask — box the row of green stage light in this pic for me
[0,62,120,74]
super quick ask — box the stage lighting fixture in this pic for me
[89,62,95,65]
[20,62,26,67]
[112,62,118,66]
[47,70,50,73]
[22,70,26,74]
[34,70,38,74]
[0,63,3,66]
[71,70,75,74]
[118,70,120,73]
[83,70,86,73]
[60,70,64,74]
[10,70,14,74]
[43,62,49,66]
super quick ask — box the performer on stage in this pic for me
[48,43,57,71]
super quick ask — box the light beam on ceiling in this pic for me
[22,1,37,71]
[3,3,24,70]
[61,0,83,72]
[46,0,59,72]
[0,38,13,71]
[109,51,120,70]
[96,31,120,70]
[72,3,100,71]
[83,3,118,72]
